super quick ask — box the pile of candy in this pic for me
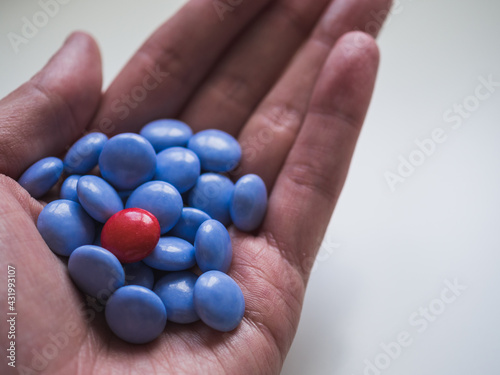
[18,119,268,344]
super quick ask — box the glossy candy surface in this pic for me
[154,271,199,324]
[126,181,183,234]
[37,199,95,256]
[168,207,211,244]
[99,133,156,190]
[143,237,196,271]
[155,147,200,193]
[105,285,167,344]
[68,245,124,299]
[60,175,81,202]
[18,157,63,198]
[140,119,192,152]
[194,271,245,332]
[188,173,234,226]
[123,262,155,290]
[64,132,108,174]
[77,176,123,223]
[195,220,232,273]
[101,208,160,263]
[188,129,241,172]
[230,174,268,232]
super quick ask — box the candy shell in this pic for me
[154,271,199,324]
[230,174,267,232]
[188,173,234,226]
[140,119,192,152]
[77,175,123,223]
[37,199,95,256]
[194,271,245,332]
[60,175,81,202]
[105,285,167,344]
[123,262,155,290]
[155,147,200,193]
[188,129,241,172]
[99,133,156,190]
[194,220,232,273]
[168,207,211,244]
[64,132,107,174]
[101,208,160,263]
[143,237,195,271]
[68,245,124,299]
[126,181,182,234]
[18,157,63,198]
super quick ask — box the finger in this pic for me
[263,32,380,278]
[0,32,102,179]
[235,0,392,187]
[90,0,272,135]
[178,0,331,134]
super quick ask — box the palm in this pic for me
[0,0,390,373]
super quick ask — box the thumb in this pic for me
[0,31,102,178]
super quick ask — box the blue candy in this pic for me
[143,237,196,271]
[60,175,81,202]
[68,245,124,299]
[155,147,200,193]
[123,262,155,290]
[126,181,182,234]
[18,157,63,198]
[77,175,123,223]
[195,220,232,273]
[105,285,167,344]
[194,271,245,332]
[140,119,193,152]
[99,133,156,190]
[168,207,211,244]
[188,129,241,172]
[64,132,108,174]
[154,271,199,324]
[37,199,95,256]
[230,174,268,232]
[188,173,234,226]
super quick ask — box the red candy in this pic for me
[101,208,160,263]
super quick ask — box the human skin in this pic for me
[0,0,391,373]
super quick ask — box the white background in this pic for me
[1,1,500,374]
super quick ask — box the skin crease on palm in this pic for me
[0,0,392,374]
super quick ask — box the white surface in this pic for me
[1,1,500,374]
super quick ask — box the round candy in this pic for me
[77,175,124,223]
[68,245,124,299]
[64,132,108,174]
[101,208,160,263]
[194,271,245,332]
[105,285,167,344]
[155,147,200,193]
[18,157,63,198]
[230,174,268,232]
[143,237,196,271]
[37,199,95,256]
[194,220,232,273]
[188,129,241,172]
[99,133,156,190]
[140,119,193,152]
[168,207,211,244]
[154,271,199,324]
[126,181,182,234]
[188,173,234,226]
[60,175,81,202]
[123,262,155,290]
